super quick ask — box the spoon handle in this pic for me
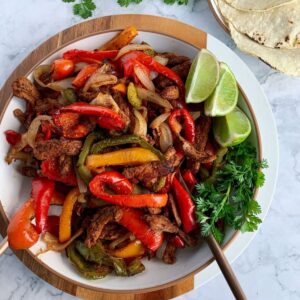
[206,234,247,300]
[0,236,9,256]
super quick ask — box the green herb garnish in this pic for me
[62,0,189,19]
[193,142,267,243]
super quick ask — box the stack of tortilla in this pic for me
[215,0,300,76]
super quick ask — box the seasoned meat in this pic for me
[195,117,212,151]
[168,194,181,227]
[167,55,190,67]
[58,155,73,176]
[143,215,179,234]
[123,160,174,185]
[190,117,213,174]
[162,241,177,264]
[172,61,191,80]
[12,77,40,105]
[99,223,127,240]
[78,90,99,102]
[33,138,82,160]
[148,207,162,215]
[34,98,61,114]
[160,86,179,100]
[178,230,198,247]
[164,147,182,168]
[154,75,173,89]
[181,137,215,162]
[13,108,26,124]
[85,206,117,248]
[20,166,38,177]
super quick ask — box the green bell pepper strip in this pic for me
[66,243,111,279]
[77,132,104,184]
[91,134,165,160]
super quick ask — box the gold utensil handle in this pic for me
[0,236,9,256]
[206,234,247,300]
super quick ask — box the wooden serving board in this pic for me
[0,15,207,300]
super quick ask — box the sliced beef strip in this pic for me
[143,215,179,234]
[34,98,62,114]
[164,146,183,168]
[160,85,179,100]
[167,56,190,67]
[33,138,82,160]
[168,194,181,227]
[162,240,177,264]
[123,160,174,185]
[189,117,213,174]
[85,206,117,248]
[12,77,40,105]
[20,166,38,177]
[98,223,127,240]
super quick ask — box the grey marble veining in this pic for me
[0,1,300,299]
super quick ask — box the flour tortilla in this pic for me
[229,23,300,76]
[224,0,295,11]
[218,0,300,49]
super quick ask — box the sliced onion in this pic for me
[74,62,88,72]
[150,71,158,80]
[33,65,51,88]
[75,169,87,193]
[109,232,132,250]
[150,112,171,129]
[190,111,201,121]
[159,123,173,153]
[33,64,75,91]
[47,77,75,92]
[138,106,148,120]
[154,55,169,66]
[136,87,173,110]
[133,108,147,137]
[83,65,117,92]
[90,92,120,113]
[134,64,155,92]
[38,229,83,255]
[114,44,154,61]
[27,115,52,148]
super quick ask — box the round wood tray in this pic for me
[0,14,208,300]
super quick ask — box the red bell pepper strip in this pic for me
[63,49,118,63]
[89,171,168,208]
[72,64,99,88]
[51,59,75,81]
[170,235,185,248]
[52,111,93,139]
[172,177,198,233]
[41,158,77,186]
[182,170,197,192]
[169,109,195,144]
[4,130,21,145]
[31,177,55,233]
[116,207,164,252]
[45,215,60,238]
[41,121,53,140]
[7,198,39,250]
[60,102,125,131]
[119,51,185,94]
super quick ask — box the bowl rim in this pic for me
[0,14,262,294]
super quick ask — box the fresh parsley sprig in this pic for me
[62,0,189,19]
[193,142,267,243]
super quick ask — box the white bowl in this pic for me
[0,27,278,293]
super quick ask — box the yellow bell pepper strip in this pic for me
[110,240,145,258]
[91,134,165,160]
[86,147,159,169]
[89,171,168,208]
[59,187,80,243]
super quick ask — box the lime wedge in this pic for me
[204,62,238,117]
[185,49,220,103]
[213,107,251,147]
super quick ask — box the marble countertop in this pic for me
[0,1,300,299]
